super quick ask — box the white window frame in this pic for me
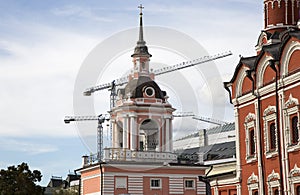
[150,178,161,189]
[289,164,300,195]
[267,170,281,195]
[247,172,259,195]
[245,113,257,163]
[184,179,195,189]
[115,177,127,189]
[263,106,278,158]
[284,94,300,152]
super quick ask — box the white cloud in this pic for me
[51,5,114,22]
[0,22,99,137]
[0,138,58,155]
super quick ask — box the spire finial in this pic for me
[138,4,144,15]
[131,4,152,57]
[137,4,145,45]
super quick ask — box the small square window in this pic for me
[115,177,127,189]
[150,179,161,189]
[185,179,194,189]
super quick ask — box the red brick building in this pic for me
[224,0,300,194]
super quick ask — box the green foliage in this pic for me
[53,189,78,195]
[0,162,43,195]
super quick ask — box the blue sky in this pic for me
[0,0,262,186]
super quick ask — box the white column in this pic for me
[161,118,165,151]
[112,120,118,148]
[130,116,137,150]
[123,116,128,149]
[169,118,173,152]
[165,118,170,152]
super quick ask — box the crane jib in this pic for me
[83,51,232,95]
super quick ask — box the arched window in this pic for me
[292,116,299,145]
[297,185,300,195]
[274,189,279,195]
[250,129,256,155]
[270,123,276,150]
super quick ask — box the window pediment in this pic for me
[285,94,299,109]
[264,105,276,116]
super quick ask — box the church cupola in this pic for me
[264,0,300,32]
[131,5,152,78]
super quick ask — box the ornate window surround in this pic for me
[244,113,257,163]
[267,170,281,195]
[284,94,300,152]
[289,164,300,195]
[263,105,278,158]
[247,172,259,195]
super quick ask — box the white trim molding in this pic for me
[284,94,300,152]
[267,170,281,195]
[235,66,249,98]
[244,113,257,163]
[257,55,273,88]
[289,164,300,195]
[263,106,279,158]
[281,40,300,77]
[247,172,259,195]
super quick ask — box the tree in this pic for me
[0,162,43,195]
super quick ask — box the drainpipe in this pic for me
[269,59,284,195]
[198,166,213,195]
[246,70,266,195]
[100,163,103,195]
[224,82,233,104]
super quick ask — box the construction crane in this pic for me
[173,112,195,117]
[83,51,232,96]
[83,51,232,144]
[192,116,227,126]
[64,114,110,162]
[173,112,227,126]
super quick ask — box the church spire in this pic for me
[138,4,145,46]
[131,4,152,57]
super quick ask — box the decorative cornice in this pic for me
[245,113,256,123]
[264,105,276,116]
[285,94,299,108]
[290,164,300,177]
[268,170,280,181]
[248,172,259,184]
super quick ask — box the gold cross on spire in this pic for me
[138,4,144,14]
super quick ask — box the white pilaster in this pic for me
[234,107,242,195]
[165,118,170,152]
[169,118,173,152]
[112,120,118,148]
[130,115,137,150]
[254,100,265,195]
[123,116,128,149]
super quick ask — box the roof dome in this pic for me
[120,76,166,100]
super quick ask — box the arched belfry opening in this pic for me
[116,121,123,148]
[139,119,159,151]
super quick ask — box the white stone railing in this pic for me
[103,148,177,163]
[116,98,164,107]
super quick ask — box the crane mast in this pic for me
[64,115,110,162]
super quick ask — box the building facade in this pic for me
[225,0,300,194]
[76,7,207,195]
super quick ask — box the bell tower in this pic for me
[264,0,300,32]
[106,5,176,163]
